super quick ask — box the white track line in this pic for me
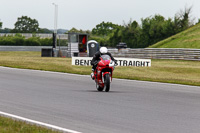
[0,111,82,133]
[0,66,90,78]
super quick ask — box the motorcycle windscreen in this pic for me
[101,55,111,60]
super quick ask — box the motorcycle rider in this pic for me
[91,47,116,79]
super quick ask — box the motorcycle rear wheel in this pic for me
[104,74,110,92]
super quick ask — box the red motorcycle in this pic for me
[92,55,115,92]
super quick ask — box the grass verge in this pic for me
[0,116,61,133]
[149,23,200,48]
[0,51,200,86]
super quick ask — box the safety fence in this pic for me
[109,48,200,61]
[0,46,200,61]
[0,33,68,39]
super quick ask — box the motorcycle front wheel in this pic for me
[104,74,110,92]
[96,82,104,91]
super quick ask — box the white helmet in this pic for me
[100,47,108,54]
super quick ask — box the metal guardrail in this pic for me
[109,48,200,61]
[0,46,199,61]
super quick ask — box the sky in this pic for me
[0,0,200,31]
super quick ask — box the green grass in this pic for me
[0,116,61,133]
[0,51,200,86]
[149,23,200,48]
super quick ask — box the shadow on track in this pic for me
[72,89,128,93]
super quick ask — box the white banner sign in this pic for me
[72,57,151,67]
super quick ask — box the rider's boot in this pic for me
[91,69,95,80]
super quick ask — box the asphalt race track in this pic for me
[0,66,200,133]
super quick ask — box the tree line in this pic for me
[69,6,199,48]
[0,33,69,46]
[0,6,198,47]
[0,33,53,46]
[89,6,197,48]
